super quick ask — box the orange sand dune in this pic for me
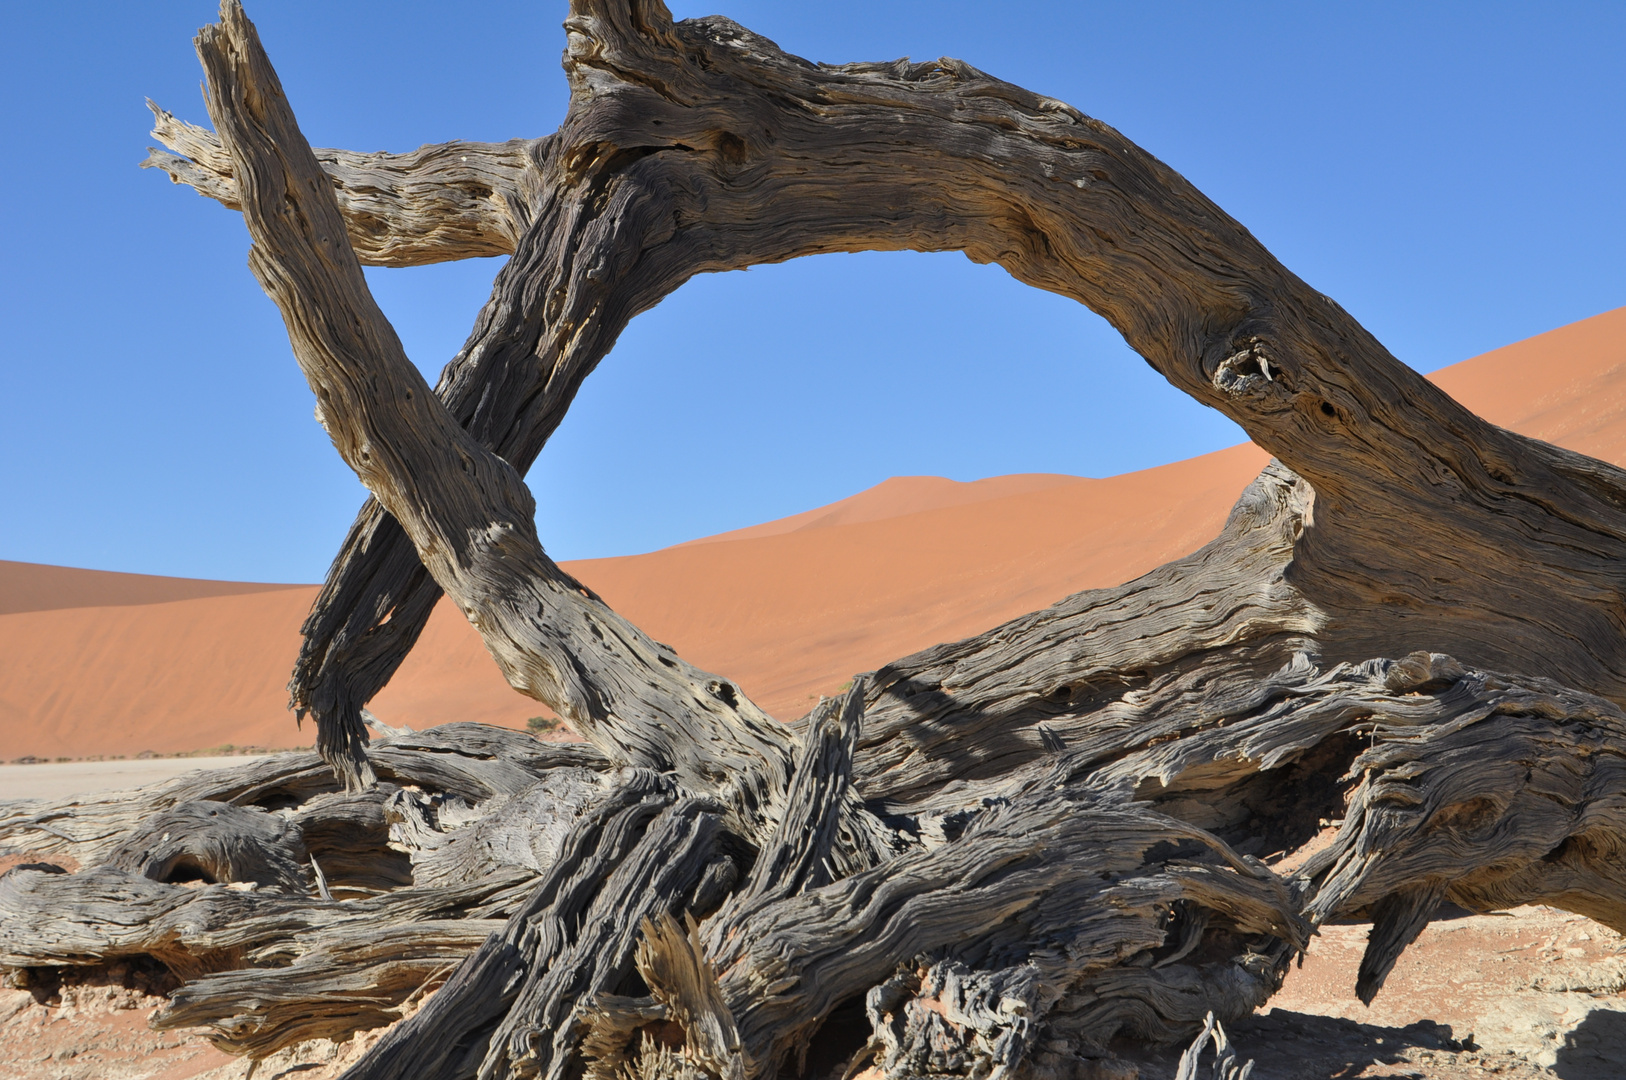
[1427,305,1626,461]
[0,589,316,757]
[564,444,1268,716]
[1,306,1622,761]
[0,560,304,618]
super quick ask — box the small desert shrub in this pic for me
[526,715,561,736]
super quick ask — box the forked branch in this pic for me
[189,1,792,818]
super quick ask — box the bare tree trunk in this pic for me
[5,3,1626,1079]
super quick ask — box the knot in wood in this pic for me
[1382,651,1467,695]
[706,679,739,707]
[1212,339,1286,399]
[104,800,311,893]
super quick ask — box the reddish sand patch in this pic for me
[0,973,237,1080]
[0,966,390,1080]
[1,306,1622,760]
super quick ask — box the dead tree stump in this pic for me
[4,3,1626,1079]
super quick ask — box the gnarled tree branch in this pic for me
[190,1,793,821]
[152,0,1626,791]
[48,4,1625,1080]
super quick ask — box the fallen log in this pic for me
[3,3,1624,1079]
[5,656,1626,1071]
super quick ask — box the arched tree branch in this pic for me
[158,0,1626,791]
[49,3,1622,1079]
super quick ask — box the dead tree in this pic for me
[4,3,1626,1079]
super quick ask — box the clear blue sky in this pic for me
[2,2,1622,581]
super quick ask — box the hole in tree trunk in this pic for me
[159,858,218,886]
[1133,731,1364,860]
[788,993,872,1080]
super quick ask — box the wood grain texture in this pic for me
[20,1,1617,1078]
[144,105,540,267]
[5,656,1624,1072]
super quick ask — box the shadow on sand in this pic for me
[1113,1008,1469,1079]
[1555,1007,1626,1080]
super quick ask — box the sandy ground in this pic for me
[1113,904,1626,1079]
[0,757,268,802]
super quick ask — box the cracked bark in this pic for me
[3,2,1622,1079]
[151,0,1626,792]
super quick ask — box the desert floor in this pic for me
[0,758,268,803]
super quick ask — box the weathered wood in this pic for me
[0,725,628,1055]
[397,765,608,890]
[704,795,1305,1078]
[144,106,541,267]
[105,800,312,894]
[334,768,689,1080]
[702,678,889,951]
[155,917,501,1058]
[844,463,1318,806]
[7,647,1615,1069]
[156,0,1626,779]
[186,2,794,823]
[0,860,532,979]
[29,2,1619,1079]
[480,797,727,1080]
[1294,654,1626,998]
[296,788,414,895]
[0,724,606,869]
[1175,1014,1254,1080]
[585,914,744,1080]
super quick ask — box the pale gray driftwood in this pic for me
[0,725,619,1052]
[0,724,606,870]
[5,665,1624,1072]
[105,800,312,894]
[333,768,704,1080]
[707,796,1305,1079]
[156,918,502,1058]
[179,1,794,822]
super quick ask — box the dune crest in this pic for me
[0,560,305,618]
[678,473,1083,547]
